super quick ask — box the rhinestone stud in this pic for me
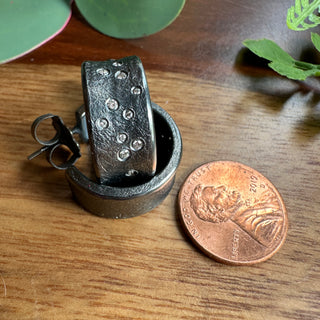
[126,169,139,177]
[105,98,119,111]
[96,68,110,76]
[112,61,123,67]
[96,118,109,130]
[123,108,135,120]
[115,70,128,80]
[131,138,144,151]
[117,149,131,161]
[131,86,142,95]
[117,133,128,144]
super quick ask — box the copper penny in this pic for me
[178,161,288,265]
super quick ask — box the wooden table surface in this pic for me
[1,1,320,319]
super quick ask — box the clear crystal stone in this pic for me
[96,68,110,76]
[115,70,127,80]
[131,86,142,95]
[117,133,128,143]
[118,149,131,161]
[126,169,139,177]
[131,138,144,151]
[123,108,134,120]
[112,61,123,67]
[105,98,119,110]
[96,118,109,130]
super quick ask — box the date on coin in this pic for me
[178,161,288,265]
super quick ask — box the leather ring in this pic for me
[81,56,157,186]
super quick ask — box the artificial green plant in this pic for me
[243,0,320,80]
[0,0,185,64]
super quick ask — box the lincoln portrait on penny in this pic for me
[189,184,284,247]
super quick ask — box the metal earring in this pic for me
[28,56,182,218]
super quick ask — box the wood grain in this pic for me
[1,0,320,319]
[1,63,320,319]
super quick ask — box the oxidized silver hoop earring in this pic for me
[28,56,182,218]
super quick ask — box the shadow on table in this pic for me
[234,47,320,139]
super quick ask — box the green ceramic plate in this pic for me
[0,0,72,64]
[75,0,186,39]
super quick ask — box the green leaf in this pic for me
[269,61,320,80]
[311,32,320,52]
[0,0,72,64]
[242,39,295,63]
[243,38,320,80]
[75,0,185,39]
[287,0,320,31]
